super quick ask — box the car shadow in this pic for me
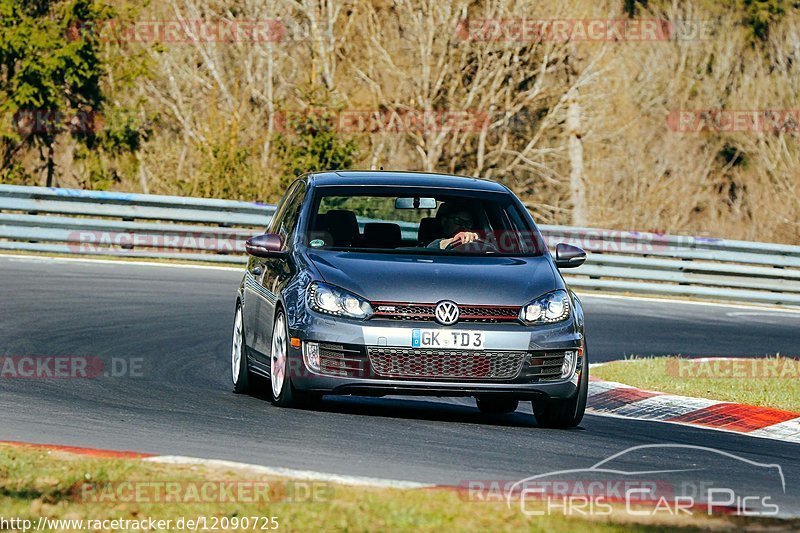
[310,395,568,430]
[245,378,584,430]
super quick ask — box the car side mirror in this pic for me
[245,233,285,258]
[554,243,586,268]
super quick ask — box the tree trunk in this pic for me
[137,151,149,194]
[567,94,586,226]
[45,143,55,187]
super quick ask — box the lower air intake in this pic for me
[367,347,524,380]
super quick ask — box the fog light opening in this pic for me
[303,341,320,371]
[561,350,578,378]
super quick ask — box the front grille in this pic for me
[367,347,525,380]
[371,302,520,323]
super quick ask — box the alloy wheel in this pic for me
[270,313,287,398]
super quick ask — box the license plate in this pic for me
[411,329,485,350]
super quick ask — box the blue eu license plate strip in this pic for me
[412,329,421,348]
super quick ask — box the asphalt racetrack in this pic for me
[1,256,799,514]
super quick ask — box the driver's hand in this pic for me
[440,231,479,249]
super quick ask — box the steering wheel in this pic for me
[446,236,499,253]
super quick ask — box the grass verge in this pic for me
[2,444,793,532]
[592,356,800,413]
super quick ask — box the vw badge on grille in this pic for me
[434,301,460,325]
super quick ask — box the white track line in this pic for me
[145,456,433,489]
[0,253,241,272]
[580,292,800,313]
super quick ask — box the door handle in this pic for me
[252,266,264,276]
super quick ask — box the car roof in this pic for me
[307,170,509,193]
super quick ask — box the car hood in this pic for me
[305,250,558,305]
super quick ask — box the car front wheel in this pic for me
[231,303,251,393]
[269,309,319,408]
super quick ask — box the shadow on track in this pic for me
[245,381,584,431]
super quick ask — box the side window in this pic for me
[267,182,299,234]
[275,182,306,249]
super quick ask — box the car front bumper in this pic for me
[287,314,585,401]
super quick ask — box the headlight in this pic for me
[307,282,373,319]
[519,290,571,324]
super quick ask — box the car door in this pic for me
[251,180,307,359]
[242,183,296,356]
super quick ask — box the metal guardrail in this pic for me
[0,185,273,263]
[1,185,798,306]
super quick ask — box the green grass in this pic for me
[592,356,800,412]
[2,444,787,532]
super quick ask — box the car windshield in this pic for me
[304,186,544,256]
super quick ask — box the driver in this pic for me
[427,204,480,249]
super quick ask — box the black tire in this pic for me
[532,350,589,428]
[269,309,320,409]
[476,398,519,414]
[231,302,252,394]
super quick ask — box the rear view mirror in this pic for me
[554,243,586,268]
[395,197,437,209]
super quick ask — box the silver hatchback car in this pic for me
[232,171,588,428]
